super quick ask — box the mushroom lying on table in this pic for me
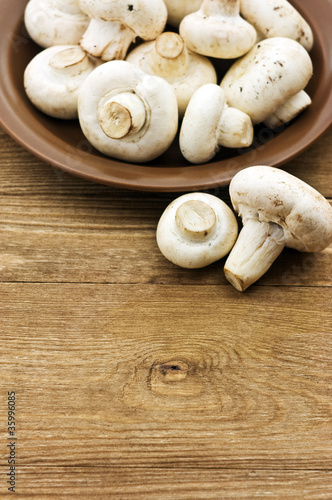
[220,37,313,129]
[157,193,238,269]
[240,0,314,52]
[24,0,89,48]
[77,60,178,163]
[224,166,332,291]
[179,0,257,59]
[24,45,98,119]
[79,0,167,61]
[126,32,217,117]
[180,84,253,164]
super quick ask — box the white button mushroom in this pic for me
[220,37,313,128]
[179,0,257,59]
[157,193,238,269]
[224,166,332,291]
[126,32,217,117]
[77,60,179,163]
[24,45,99,119]
[163,0,203,28]
[24,0,89,48]
[240,0,314,52]
[79,0,167,61]
[179,84,253,164]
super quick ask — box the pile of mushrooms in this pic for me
[23,0,315,164]
[22,2,332,291]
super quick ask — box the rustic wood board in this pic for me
[1,126,332,497]
[1,284,332,467]
[1,468,332,499]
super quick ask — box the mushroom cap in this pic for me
[126,34,217,116]
[79,0,167,40]
[77,60,178,163]
[157,192,238,269]
[230,166,332,252]
[220,37,313,124]
[24,0,89,48]
[180,84,226,164]
[240,0,314,52]
[179,5,257,59]
[24,45,97,119]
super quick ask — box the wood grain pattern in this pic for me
[1,284,331,469]
[1,468,332,499]
[1,208,331,285]
[1,124,332,497]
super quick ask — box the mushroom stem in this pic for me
[98,92,146,139]
[49,46,90,77]
[224,219,285,291]
[80,18,135,60]
[218,106,254,148]
[150,32,189,78]
[264,90,312,129]
[175,200,217,242]
[202,0,240,17]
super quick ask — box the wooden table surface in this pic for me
[0,123,331,499]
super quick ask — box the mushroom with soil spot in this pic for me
[157,192,238,269]
[24,45,99,119]
[224,166,332,291]
[77,60,178,163]
[240,0,314,52]
[179,84,253,164]
[79,0,167,61]
[24,0,89,48]
[219,37,313,129]
[126,32,217,117]
[179,0,257,59]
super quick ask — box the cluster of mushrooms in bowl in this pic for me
[23,0,332,290]
[24,0,315,164]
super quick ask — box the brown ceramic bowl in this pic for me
[0,0,331,192]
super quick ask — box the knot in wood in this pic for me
[158,360,189,382]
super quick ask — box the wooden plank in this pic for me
[1,467,332,499]
[1,284,331,469]
[1,190,331,286]
[0,225,330,286]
